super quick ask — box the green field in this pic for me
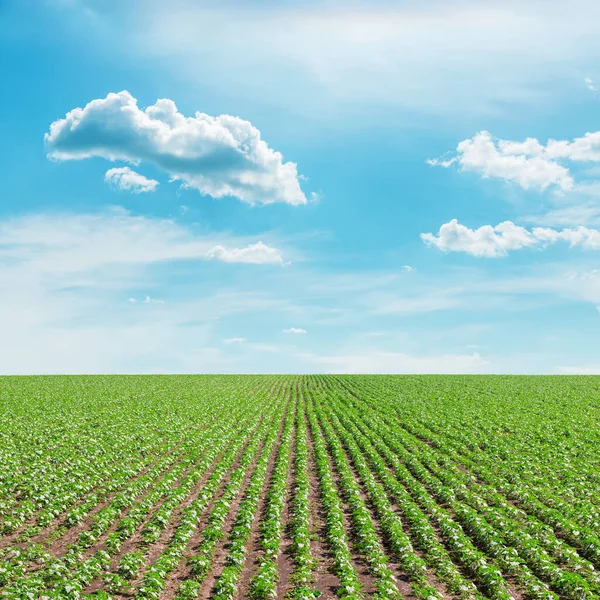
[1,375,599,599]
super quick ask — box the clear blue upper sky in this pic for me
[2,0,600,374]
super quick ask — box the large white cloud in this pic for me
[422,219,600,256]
[105,167,158,193]
[45,91,307,206]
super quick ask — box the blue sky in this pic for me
[3,0,600,374]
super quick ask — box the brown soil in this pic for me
[0,418,220,555]
[233,407,290,600]
[83,411,265,597]
[197,418,283,600]
[306,396,377,598]
[0,451,163,552]
[150,401,282,600]
[304,408,341,599]
[274,404,296,600]
[321,411,415,599]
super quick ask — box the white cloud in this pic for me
[283,327,307,334]
[206,242,284,265]
[543,132,600,163]
[422,219,600,256]
[105,167,158,193]
[0,208,285,276]
[585,77,598,92]
[401,265,414,272]
[306,350,488,374]
[421,220,537,257]
[46,91,307,205]
[429,128,600,193]
[531,225,600,248]
[428,131,574,192]
[224,337,247,344]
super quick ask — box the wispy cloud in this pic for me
[585,77,598,92]
[0,208,286,273]
[105,167,158,193]
[113,0,600,117]
[283,327,307,334]
[223,337,247,344]
[521,205,600,227]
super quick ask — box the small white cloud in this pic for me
[421,219,536,257]
[401,265,414,272]
[128,295,164,304]
[422,219,600,257]
[206,241,284,264]
[426,157,457,168]
[46,91,307,205]
[283,327,307,334]
[428,131,573,192]
[224,337,247,344]
[105,167,158,193]
[585,77,598,92]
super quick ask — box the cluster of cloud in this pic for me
[206,242,283,265]
[105,167,158,193]
[45,91,307,205]
[428,129,600,192]
[422,219,600,257]
[283,327,307,334]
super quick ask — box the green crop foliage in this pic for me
[0,374,599,599]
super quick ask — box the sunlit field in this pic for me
[1,375,599,599]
